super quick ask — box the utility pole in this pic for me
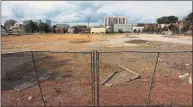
[88,16,91,37]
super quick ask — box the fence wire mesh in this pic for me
[1,52,44,106]
[1,50,192,107]
[149,52,192,106]
[98,52,158,106]
[32,51,92,106]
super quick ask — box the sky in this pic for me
[1,1,192,26]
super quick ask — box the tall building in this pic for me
[104,16,128,26]
[4,20,17,30]
[46,20,51,28]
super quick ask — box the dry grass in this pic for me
[2,34,98,44]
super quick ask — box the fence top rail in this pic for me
[1,50,193,55]
[98,50,193,53]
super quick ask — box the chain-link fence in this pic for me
[1,51,93,106]
[97,51,192,106]
[1,50,192,106]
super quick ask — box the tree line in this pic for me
[24,20,51,33]
[143,12,192,34]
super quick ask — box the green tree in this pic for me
[23,21,38,33]
[168,24,179,34]
[38,22,50,33]
[184,12,193,23]
[181,23,190,32]
[156,16,168,24]
[44,23,50,33]
[156,16,178,24]
[167,16,178,23]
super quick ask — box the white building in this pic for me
[132,26,144,32]
[67,27,75,34]
[114,24,137,32]
[104,16,128,26]
[46,20,51,28]
[159,24,170,28]
[104,16,128,32]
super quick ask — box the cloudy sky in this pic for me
[2,1,192,26]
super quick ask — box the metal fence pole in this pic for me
[91,51,95,106]
[93,50,96,106]
[146,52,160,106]
[31,51,46,107]
[96,51,100,107]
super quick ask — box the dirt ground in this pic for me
[1,33,192,106]
[1,33,192,53]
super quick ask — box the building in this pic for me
[104,16,128,26]
[114,24,137,33]
[68,27,75,34]
[105,26,113,33]
[159,24,170,28]
[104,16,128,32]
[36,20,42,25]
[4,20,17,30]
[132,26,144,32]
[80,28,90,34]
[55,28,64,33]
[46,20,51,28]
[91,28,106,34]
[14,23,23,29]
[56,24,69,31]
[1,25,8,36]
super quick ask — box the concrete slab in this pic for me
[2,70,57,92]
[102,65,140,85]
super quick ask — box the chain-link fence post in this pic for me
[31,51,46,107]
[146,52,160,106]
[96,50,100,107]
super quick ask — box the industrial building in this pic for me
[114,24,137,32]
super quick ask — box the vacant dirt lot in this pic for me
[1,33,192,106]
[1,33,192,53]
